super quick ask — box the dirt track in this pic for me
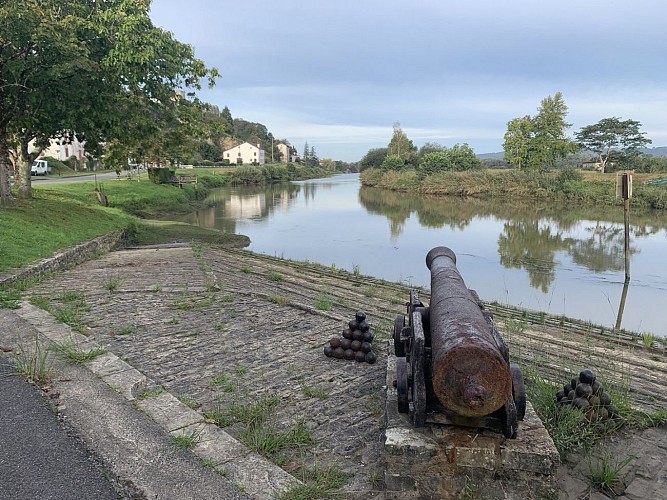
[23,244,667,498]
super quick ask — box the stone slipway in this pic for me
[2,243,666,499]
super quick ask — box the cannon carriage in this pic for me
[393,247,526,438]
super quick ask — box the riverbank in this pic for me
[0,164,332,272]
[1,242,665,498]
[360,168,667,209]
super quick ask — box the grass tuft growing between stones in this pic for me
[277,465,353,500]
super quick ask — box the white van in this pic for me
[31,159,50,176]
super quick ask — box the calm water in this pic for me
[180,173,667,336]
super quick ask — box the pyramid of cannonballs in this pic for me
[324,310,377,364]
[555,368,621,423]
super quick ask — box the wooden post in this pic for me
[615,171,632,331]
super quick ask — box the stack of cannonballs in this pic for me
[556,369,621,423]
[324,310,377,364]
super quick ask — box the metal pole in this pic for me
[623,197,630,282]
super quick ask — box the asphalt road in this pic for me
[0,355,122,500]
[30,170,132,183]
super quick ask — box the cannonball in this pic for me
[348,319,359,331]
[597,407,609,421]
[333,347,345,359]
[361,341,372,354]
[355,311,366,322]
[329,337,341,348]
[600,392,612,407]
[568,389,576,401]
[352,329,363,341]
[340,338,352,350]
[588,395,601,408]
[342,328,353,340]
[579,369,596,385]
[350,340,362,352]
[576,383,593,399]
[324,345,334,357]
[358,320,370,333]
[591,379,603,396]
[564,383,573,395]
[585,408,597,422]
[571,378,578,390]
[556,390,565,402]
[573,397,590,410]
[362,331,374,343]
[560,398,571,405]
[607,404,619,418]
[365,351,377,364]
[355,351,366,362]
[344,349,355,360]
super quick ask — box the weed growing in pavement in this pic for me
[150,284,162,293]
[0,290,21,309]
[177,393,200,409]
[235,366,247,376]
[171,428,203,450]
[239,420,313,462]
[640,332,656,349]
[314,291,332,311]
[588,453,635,495]
[103,275,122,292]
[301,385,329,399]
[13,337,51,383]
[269,295,289,305]
[268,272,284,282]
[352,263,361,279]
[363,285,377,298]
[115,325,137,336]
[240,266,251,274]
[277,465,352,500]
[210,373,234,392]
[136,387,165,400]
[54,340,107,364]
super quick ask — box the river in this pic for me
[179,173,667,337]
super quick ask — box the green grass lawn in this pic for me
[0,181,247,273]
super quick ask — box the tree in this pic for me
[502,93,577,171]
[0,0,217,206]
[416,144,482,178]
[358,148,388,171]
[575,117,652,173]
[387,122,416,162]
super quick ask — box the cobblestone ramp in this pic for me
[23,244,667,499]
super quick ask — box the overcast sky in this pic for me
[149,0,667,162]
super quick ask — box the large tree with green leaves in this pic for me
[503,92,577,171]
[0,0,217,206]
[574,117,652,173]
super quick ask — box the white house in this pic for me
[276,143,295,163]
[223,142,265,166]
[29,133,85,162]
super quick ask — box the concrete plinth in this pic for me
[384,354,560,499]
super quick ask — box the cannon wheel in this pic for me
[396,357,409,413]
[501,396,519,439]
[511,363,526,421]
[394,315,405,357]
[410,311,427,427]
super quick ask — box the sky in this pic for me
[149,0,667,162]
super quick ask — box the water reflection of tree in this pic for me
[497,221,570,293]
[568,223,637,273]
[358,187,419,239]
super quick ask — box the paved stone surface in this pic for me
[2,244,665,499]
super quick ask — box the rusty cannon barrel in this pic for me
[426,246,512,417]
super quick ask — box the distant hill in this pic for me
[477,147,667,160]
[642,146,667,157]
[477,151,504,159]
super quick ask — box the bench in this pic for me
[172,175,198,188]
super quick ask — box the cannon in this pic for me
[393,247,526,438]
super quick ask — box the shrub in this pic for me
[380,154,406,172]
[148,167,175,185]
